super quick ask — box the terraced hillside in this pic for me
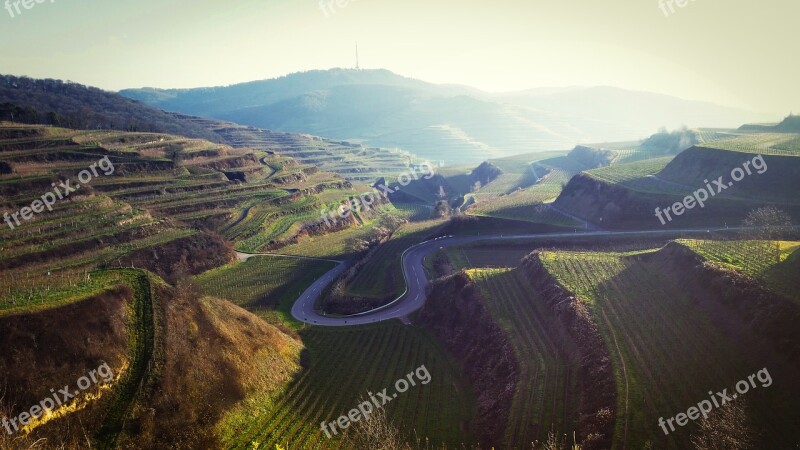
[0,125,208,304]
[0,120,409,298]
[466,147,607,227]
[4,118,797,450]
[468,268,579,447]
[696,132,800,156]
[680,238,800,303]
[535,245,800,449]
[218,323,475,450]
[195,255,337,329]
[175,116,415,183]
[465,128,737,228]
[0,124,432,447]
[553,137,800,229]
[0,123,390,284]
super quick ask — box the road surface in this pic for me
[290,227,737,327]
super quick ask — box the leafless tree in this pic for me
[743,206,792,241]
[691,401,754,450]
[741,207,792,268]
[340,404,412,450]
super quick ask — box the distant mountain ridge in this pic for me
[121,69,771,165]
[121,68,480,117]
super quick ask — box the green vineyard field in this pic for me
[470,268,578,446]
[540,249,798,449]
[222,323,475,449]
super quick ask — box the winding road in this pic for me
[290,227,733,327]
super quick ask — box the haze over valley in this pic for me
[120,69,770,165]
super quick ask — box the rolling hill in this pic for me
[551,137,800,229]
[120,69,768,165]
[0,75,221,142]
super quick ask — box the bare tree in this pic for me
[743,206,792,241]
[741,207,792,269]
[539,431,583,450]
[691,401,754,450]
[340,403,412,450]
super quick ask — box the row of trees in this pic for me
[0,101,141,131]
[642,126,700,155]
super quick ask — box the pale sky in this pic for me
[0,0,797,115]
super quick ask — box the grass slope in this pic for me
[194,255,337,329]
[232,323,474,450]
[540,248,800,449]
[342,219,447,300]
[469,268,578,446]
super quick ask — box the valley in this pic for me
[1,104,797,449]
[1,1,799,440]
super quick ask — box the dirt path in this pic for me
[95,270,155,449]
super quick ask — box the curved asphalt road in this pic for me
[291,227,741,327]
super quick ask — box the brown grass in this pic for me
[116,283,301,449]
[110,233,236,285]
[0,287,132,449]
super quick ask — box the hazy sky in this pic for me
[1,0,797,115]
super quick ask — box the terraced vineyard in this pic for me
[582,157,692,197]
[0,131,211,293]
[699,133,800,155]
[226,196,324,253]
[342,219,447,300]
[472,151,568,196]
[680,239,800,303]
[539,249,799,449]
[391,202,436,221]
[468,152,588,226]
[586,157,675,185]
[0,268,129,316]
[440,245,535,271]
[274,223,380,259]
[187,118,416,183]
[612,147,666,165]
[222,323,475,449]
[194,255,337,327]
[0,124,383,291]
[469,268,578,447]
[609,129,732,165]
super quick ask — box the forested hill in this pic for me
[0,74,220,141]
